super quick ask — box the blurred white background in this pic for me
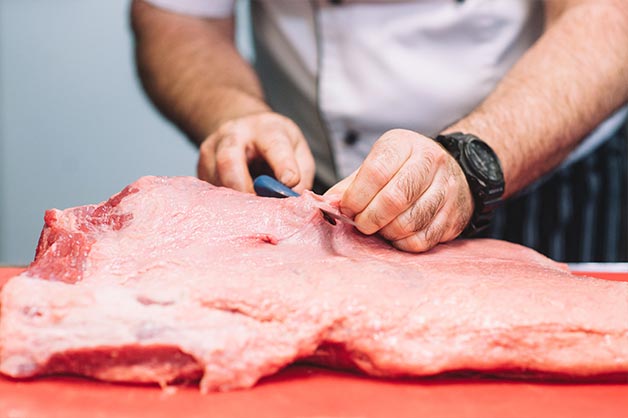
[0,1,251,264]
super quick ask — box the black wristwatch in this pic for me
[434,132,505,236]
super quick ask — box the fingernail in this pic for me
[280,169,296,185]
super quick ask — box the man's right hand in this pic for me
[198,112,316,193]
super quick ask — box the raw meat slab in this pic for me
[1,176,627,392]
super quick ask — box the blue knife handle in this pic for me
[253,175,300,198]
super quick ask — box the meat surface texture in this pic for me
[1,176,627,391]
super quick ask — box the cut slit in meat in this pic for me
[0,176,627,392]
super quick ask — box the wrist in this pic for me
[192,88,271,145]
[442,119,517,198]
[434,132,505,236]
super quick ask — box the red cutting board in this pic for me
[1,267,627,418]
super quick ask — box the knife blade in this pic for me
[253,175,357,227]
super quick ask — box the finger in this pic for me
[197,135,219,184]
[255,133,301,187]
[391,208,451,253]
[340,133,413,218]
[446,159,474,240]
[353,151,439,236]
[378,165,448,241]
[214,135,254,192]
[292,139,316,193]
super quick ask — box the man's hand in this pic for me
[198,112,316,193]
[327,129,474,252]
[132,2,315,193]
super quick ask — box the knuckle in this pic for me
[215,150,237,172]
[217,120,240,136]
[422,221,444,247]
[365,149,399,184]
[362,161,392,187]
[395,169,422,206]
[261,113,301,137]
[407,161,431,198]
[258,135,276,151]
[360,209,386,234]
[405,189,446,233]
[216,133,239,150]
[423,145,451,175]
[412,199,436,231]
[379,188,409,219]
[407,203,431,233]
[259,136,290,155]
[421,148,439,170]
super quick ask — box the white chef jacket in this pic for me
[144,0,628,186]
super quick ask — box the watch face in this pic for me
[465,141,503,184]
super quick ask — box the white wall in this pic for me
[0,1,204,264]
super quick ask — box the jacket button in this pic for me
[344,130,359,146]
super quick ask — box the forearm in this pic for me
[444,0,628,197]
[130,0,269,145]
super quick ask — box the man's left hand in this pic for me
[327,129,474,252]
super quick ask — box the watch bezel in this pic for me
[462,140,504,187]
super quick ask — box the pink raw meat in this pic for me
[1,176,627,391]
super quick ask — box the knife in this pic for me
[253,175,357,227]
